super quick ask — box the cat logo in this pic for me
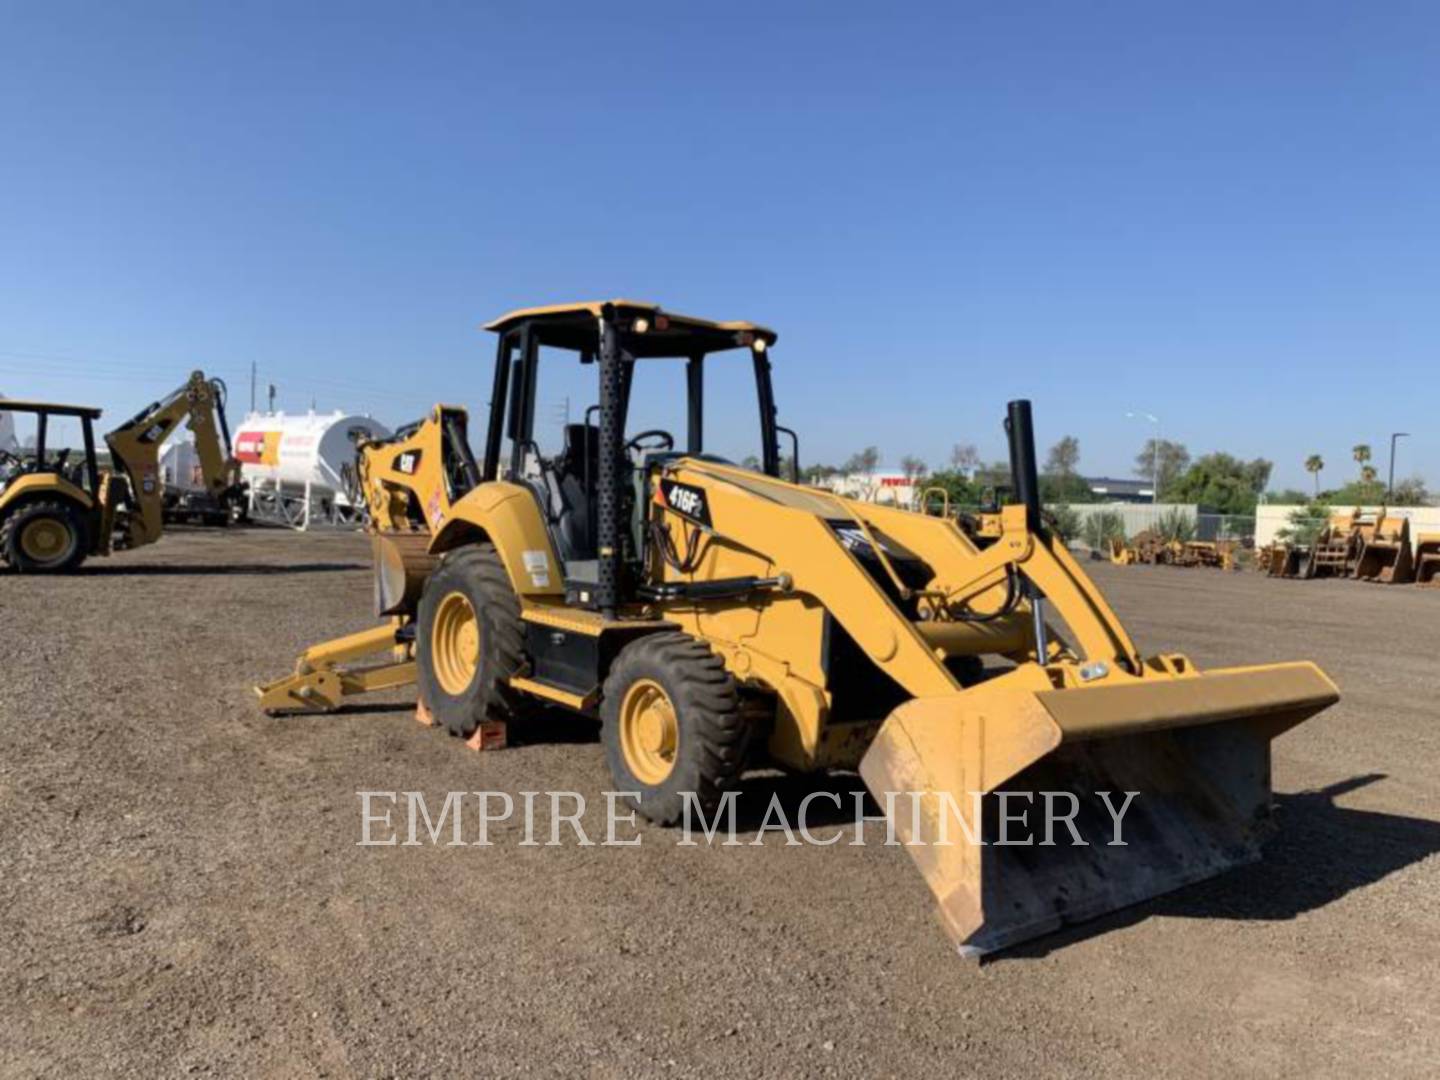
[657,479,712,528]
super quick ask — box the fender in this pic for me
[0,473,95,515]
[427,481,564,598]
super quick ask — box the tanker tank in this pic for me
[234,410,390,530]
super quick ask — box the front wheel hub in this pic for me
[431,591,480,695]
[619,678,679,784]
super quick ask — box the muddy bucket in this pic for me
[859,661,1339,957]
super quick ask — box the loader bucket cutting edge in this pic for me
[857,662,1339,957]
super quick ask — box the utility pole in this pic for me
[250,361,257,414]
[268,384,277,413]
[1388,432,1410,499]
[1127,411,1161,504]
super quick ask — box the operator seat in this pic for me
[548,422,600,567]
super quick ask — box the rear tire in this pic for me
[0,500,89,573]
[602,632,747,826]
[416,543,534,737]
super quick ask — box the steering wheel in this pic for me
[626,430,675,454]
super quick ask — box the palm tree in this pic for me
[1305,454,1324,497]
[1361,464,1378,485]
[1352,443,1372,479]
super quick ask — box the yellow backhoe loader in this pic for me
[257,301,1339,956]
[0,371,242,572]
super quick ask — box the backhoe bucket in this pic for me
[1354,516,1414,583]
[859,661,1338,957]
[1414,535,1440,586]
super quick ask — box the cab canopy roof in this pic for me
[483,300,776,359]
[0,400,103,419]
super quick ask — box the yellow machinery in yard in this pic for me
[1415,535,1440,587]
[257,300,1340,956]
[256,405,480,712]
[1306,510,1366,579]
[1260,509,1428,586]
[0,371,243,572]
[1353,512,1414,584]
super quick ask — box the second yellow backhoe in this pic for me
[258,301,1340,956]
[0,371,243,572]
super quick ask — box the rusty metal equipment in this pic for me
[1303,510,1362,579]
[1414,534,1440,586]
[1354,512,1414,584]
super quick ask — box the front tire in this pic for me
[416,544,533,737]
[602,632,747,826]
[0,500,89,573]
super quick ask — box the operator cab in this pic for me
[0,401,103,499]
[482,300,797,612]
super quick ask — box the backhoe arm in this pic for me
[105,371,236,548]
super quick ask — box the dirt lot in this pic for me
[2,528,1438,1078]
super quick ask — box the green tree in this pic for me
[1277,501,1330,546]
[801,462,841,485]
[844,446,881,476]
[1135,438,1191,496]
[1391,475,1431,506]
[1268,488,1311,505]
[1165,452,1273,515]
[922,469,983,510]
[899,454,929,485]
[1304,454,1324,496]
[1039,473,1099,504]
[950,443,981,476]
[1352,443,1372,479]
[1044,435,1081,478]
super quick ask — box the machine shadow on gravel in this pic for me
[73,561,367,576]
[995,773,1440,961]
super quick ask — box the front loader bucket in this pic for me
[858,662,1338,957]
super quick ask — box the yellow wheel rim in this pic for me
[619,678,679,785]
[432,591,480,696]
[20,518,73,563]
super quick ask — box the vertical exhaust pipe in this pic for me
[1005,400,1049,657]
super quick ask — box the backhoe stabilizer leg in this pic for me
[254,623,416,715]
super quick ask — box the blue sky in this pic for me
[2,1,1436,491]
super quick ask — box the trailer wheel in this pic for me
[0,500,89,573]
[602,632,747,826]
[417,543,533,737]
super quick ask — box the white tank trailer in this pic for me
[233,410,391,530]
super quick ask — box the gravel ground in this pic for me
[2,528,1438,1078]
